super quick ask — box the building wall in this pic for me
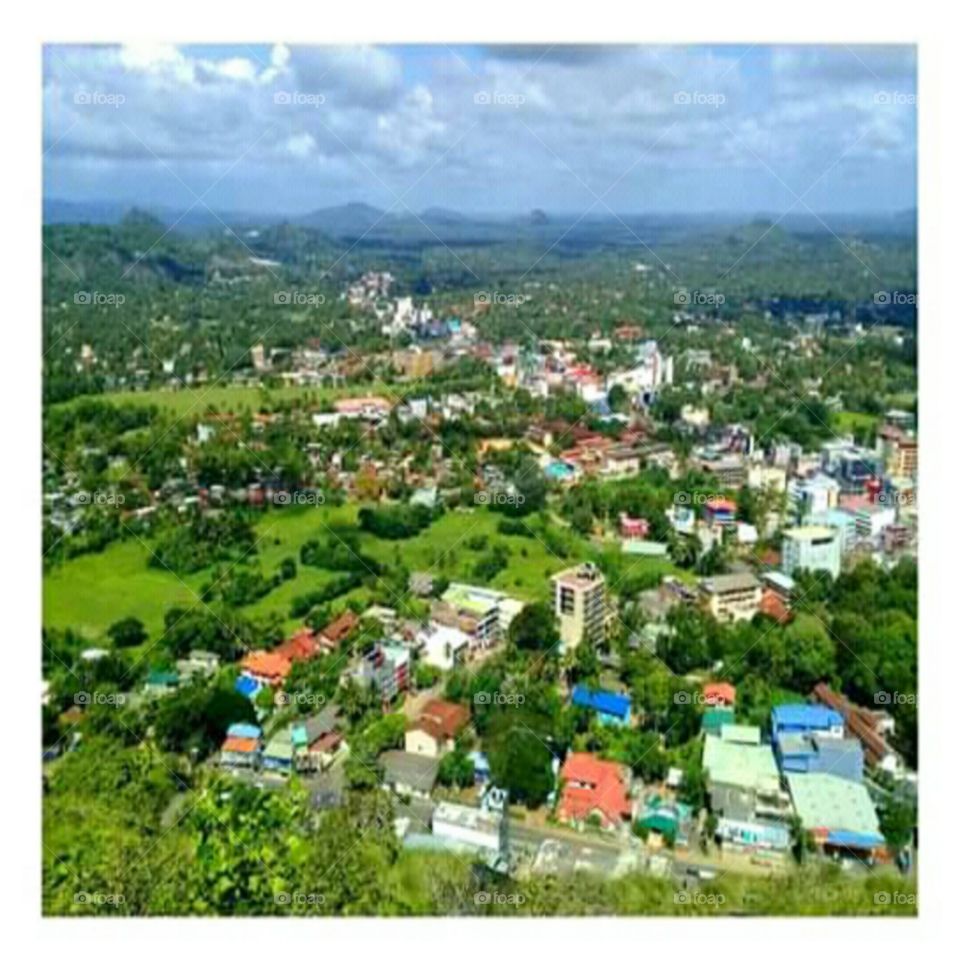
[405,729,441,758]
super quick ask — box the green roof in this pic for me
[146,670,179,686]
[720,724,762,745]
[290,725,309,748]
[441,583,502,616]
[703,736,780,793]
[263,737,294,761]
[786,773,882,837]
[701,707,736,732]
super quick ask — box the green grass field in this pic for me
[44,503,686,644]
[831,410,880,434]
[56,381,397,418]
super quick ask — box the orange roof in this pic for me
[241,650,292,681]
[222,736,259,753]
[558,752,632,827]
[275,628,320,662]
[703,682,737,706]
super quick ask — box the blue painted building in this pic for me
[771,704,844,743]
[571,686,632,726]
[777,732,864,782]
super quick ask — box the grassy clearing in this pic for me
[56,381,396,417]
[44,502,689,644]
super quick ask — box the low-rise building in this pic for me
[699,572,762,622]
[405,699,471,758]
[557,752,633,830]
[381,750,439,798]
[786,773,885,857]
[571,686,632,726]
[418,622,470,671]
[432,801,506,855]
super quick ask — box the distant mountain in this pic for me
[43,198,286,231]
[295,202,388,235]
[419,206,468,225]
[43,198,131,226]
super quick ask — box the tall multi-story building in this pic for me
[351,644,409,705]
[551,563,607,652]
[781,525,842,578]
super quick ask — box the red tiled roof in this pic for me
[275,627,320,662]
[558,752,632,827]
[320,610,360,647]
[413,699,470,741]
[309,731,343,753]
[222,736,259,754]
[759,589,792,625]
[703,682,737,706]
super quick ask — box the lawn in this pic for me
[831,410,880,435]
[44,503,688,644]
[56,381,396,418]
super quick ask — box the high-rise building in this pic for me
[551,563,607,652]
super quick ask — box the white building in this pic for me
[781,526,842,579]
[432,802,504,855]
[418,623,470,671]
[788,474,841,518]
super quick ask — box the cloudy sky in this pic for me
[43,43,917,217]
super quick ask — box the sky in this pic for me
[42,43,917,218]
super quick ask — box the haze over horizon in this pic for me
[43,44,917,218]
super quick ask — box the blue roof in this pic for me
[772,704,843,729]
[826,829,885,849]
[468,750,491,772]
[234,675,261,698]
[572,685,631,719]
[227,721,262,739]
